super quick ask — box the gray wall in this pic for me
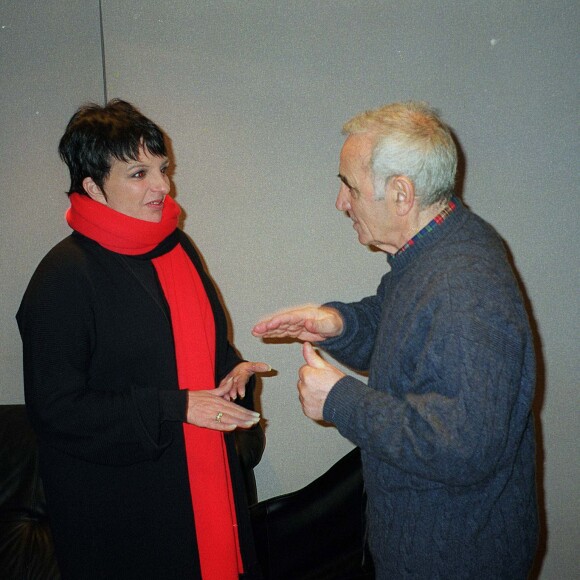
[1,1,578,577]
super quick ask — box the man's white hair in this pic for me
[343,102,457,207]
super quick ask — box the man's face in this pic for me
[336,133,401,253]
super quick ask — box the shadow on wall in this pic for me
[504,244,547,579]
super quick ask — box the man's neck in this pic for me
[415,202,447,232]
[372,200,450,255]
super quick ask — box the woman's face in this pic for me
[84,147,171,222]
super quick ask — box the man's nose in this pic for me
[336,186,351,212]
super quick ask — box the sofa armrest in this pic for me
[250,447,374,579]
[0,405,60,579]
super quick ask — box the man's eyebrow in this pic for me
[338,174,358,192]
[338,174,350,187]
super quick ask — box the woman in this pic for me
[17,100,269,579]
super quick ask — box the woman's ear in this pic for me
[82,177,107,204]
[391,176,415,216]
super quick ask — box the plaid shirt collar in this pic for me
[393,198,457,257]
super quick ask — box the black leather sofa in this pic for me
[250,447,374,580]
[0,404,373,579]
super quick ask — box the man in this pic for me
[252,102,538,578]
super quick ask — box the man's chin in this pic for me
[366,240,392,254]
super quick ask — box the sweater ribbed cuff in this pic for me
[323,375,368,439]
[316,301,358,351]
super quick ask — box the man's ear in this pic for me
[391,176,415,216]
[82,177,107,204]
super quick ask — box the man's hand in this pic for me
[298,342,345,421]
[252,305,344,343]
[218,361,272,401]
[186,383,261,431]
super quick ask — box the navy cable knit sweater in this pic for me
[321,198,538,579]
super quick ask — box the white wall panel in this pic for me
[1,0,104,403]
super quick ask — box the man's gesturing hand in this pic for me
[252,305,343,343]
[297,342,345,421]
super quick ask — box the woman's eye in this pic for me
[132,170,145,178]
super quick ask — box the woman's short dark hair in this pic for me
[58,99,167,196]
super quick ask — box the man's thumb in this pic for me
[303,342,326,369]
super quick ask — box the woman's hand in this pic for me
[186,383,261,431]
[218,361,272,401]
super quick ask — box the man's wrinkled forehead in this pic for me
[340,133,375,174]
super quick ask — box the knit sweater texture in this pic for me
[322,199,538,579]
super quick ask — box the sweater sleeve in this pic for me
[323,271,533,487]
[319,271,391,371]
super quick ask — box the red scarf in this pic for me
[66,193,242,579]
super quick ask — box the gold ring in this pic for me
[215,411,223,423]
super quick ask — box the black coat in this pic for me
[17,229,262,579]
